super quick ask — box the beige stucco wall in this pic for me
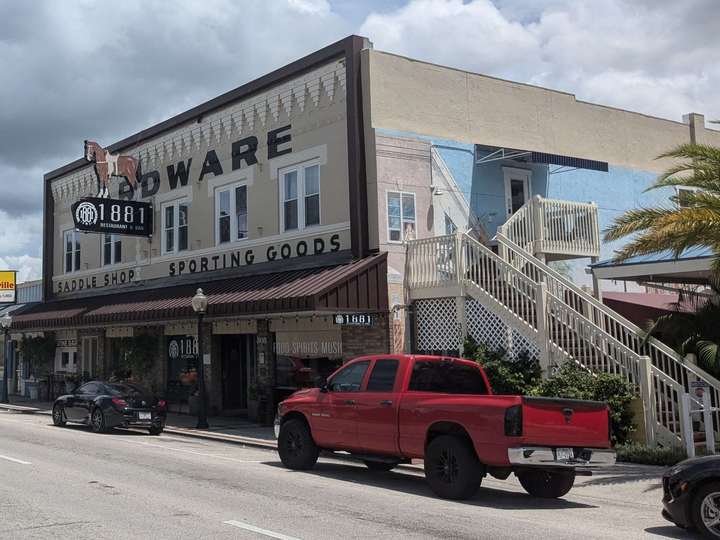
[50,59,351,297]
[364,49,720,174]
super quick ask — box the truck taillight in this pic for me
[504,405,523,437]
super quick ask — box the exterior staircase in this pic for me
[405,196,720,449]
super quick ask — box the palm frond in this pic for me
[603,207,675,242]
[697,341,720,371]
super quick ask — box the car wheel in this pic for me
[691,481,720,538]
[517,469,575,499]
[424,435,482,500]
[148,426,163,436]
[364,460,398,472]
[278,418,319,470]
[90,407,107,433]
[52,404,66,427]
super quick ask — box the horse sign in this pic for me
[84,140,139,198]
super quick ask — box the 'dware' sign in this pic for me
[0,271,16,304]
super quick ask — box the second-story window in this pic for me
[387,191,416,242]
[281,162,320,232]
[64,230,80,273]
[103,234,122,266]
[215,183,248,245]
[162,200,189,255]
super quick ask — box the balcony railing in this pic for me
[498,195,600,260]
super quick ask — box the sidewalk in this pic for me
[0,397,277,450]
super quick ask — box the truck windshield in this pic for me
[408,360,488,395]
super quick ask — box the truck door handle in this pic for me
[380,400,393,406]
[344,399,356,405]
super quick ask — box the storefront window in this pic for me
[275,356,342,390]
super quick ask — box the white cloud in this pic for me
[0,255,42,284]
[287,0,332,15]
[360,0,720,122]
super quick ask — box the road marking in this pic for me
[223,520,302,540]
[0,453,31,465]
[118,438,265,463]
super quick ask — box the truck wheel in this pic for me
[424,435,482,500]
[364,460,397,472]
[517,469,575,499]
[278,418,319,470]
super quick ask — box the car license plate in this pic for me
[556,447,573,461]
[138,412,151,420]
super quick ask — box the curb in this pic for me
[163,426,277,451]
[0,403,52,415]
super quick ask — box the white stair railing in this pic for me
[498,196,600,259]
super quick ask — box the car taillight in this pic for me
[504,404,523,437]
[157,400,167,409]
[112,398,128,409]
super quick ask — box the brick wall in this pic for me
[341,313,391,361]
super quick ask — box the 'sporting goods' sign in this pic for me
[71,197,153,237]
[0,271,16,304]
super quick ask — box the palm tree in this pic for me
[604,141,720,273]
[605,136,720,371]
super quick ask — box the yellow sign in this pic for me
[0,271,16,304]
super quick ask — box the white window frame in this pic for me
[102,234,122,266]
[161,199,190,255]
[502,167,531,218]
[214,181,249,246]
[386,191,417,243]
[63,229,81,274]
[279,159,321,233]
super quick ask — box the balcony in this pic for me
[497,195,600,261]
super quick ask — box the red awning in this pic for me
[12,254,388,330]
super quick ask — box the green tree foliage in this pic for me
[463,336,542,396]
[20,335,55,377]
[115,334,158,381]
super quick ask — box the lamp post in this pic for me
[0,313,12,404]
[191,288,209,429]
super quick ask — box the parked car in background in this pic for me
[275,354,615,500]
[663,455,720,538]
[52,381,167,435]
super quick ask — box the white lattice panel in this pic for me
[415,298,461,352]
[466,298,540,359]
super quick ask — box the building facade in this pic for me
[12,35,719,432]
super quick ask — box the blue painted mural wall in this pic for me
[376,128,673,288]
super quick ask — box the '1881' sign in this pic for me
[72,197,153,237]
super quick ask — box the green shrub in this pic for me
[531,363,637,445]
[616,442,687,466]
[463,336,542,396]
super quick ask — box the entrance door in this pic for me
[81,336,99,378]
[503,168,531,217]
[221,335,248,411]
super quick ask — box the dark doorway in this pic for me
[220,335,251,411]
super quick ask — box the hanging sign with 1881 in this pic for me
[71,197,153,237]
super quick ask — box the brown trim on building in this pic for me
[15,253,388,331]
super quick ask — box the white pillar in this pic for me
[637,356,656,446]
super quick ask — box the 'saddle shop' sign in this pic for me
[0,271,17,304]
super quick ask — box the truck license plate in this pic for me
[556,448,573,461]
[138,412,151,420]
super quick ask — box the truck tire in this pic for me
[364,460,398,472]
[278,418,319,470]
[517,469,575,499]
[424,435,482,500]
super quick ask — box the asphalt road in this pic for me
[0,410,697,540]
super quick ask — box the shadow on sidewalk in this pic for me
[262,460,598,511]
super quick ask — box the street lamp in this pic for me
[191,288,209,429]
[0,313,12,404]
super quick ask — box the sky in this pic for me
[1,0,718,282]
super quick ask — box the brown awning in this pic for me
[12,253,388,330]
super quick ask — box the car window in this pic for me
[105,383,148,396]
[328,361,370,393]
[366,359,399,392]
[408,360,488,395]
[77,382,101,395]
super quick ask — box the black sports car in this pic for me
[52,381,167,435]
[663,455,720,538]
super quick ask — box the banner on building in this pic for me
[71,197,153,237]
[0,271,16,305]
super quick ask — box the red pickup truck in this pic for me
[275,354,615,500]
